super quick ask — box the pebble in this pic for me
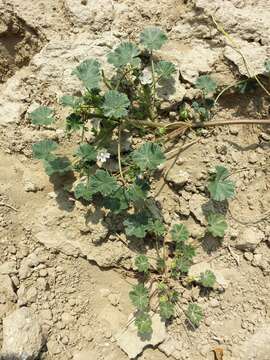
[260,132,270,141]
[39,269,48,277]
[108,293,120,306]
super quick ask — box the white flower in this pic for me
[139,68,153,85]
[97,148,110,164]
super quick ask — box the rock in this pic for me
[244,252,253,262]
[2,307,45,359]
[235,227,264,251]
[195,0,270,46]
[64,0,114,28]
[61,312,74,325]
[31,33,119,95]
[35,229,132,268]
[159,336,181,359]
[0,261,17,275]
[234,323,270,360]
[26,286,38,303]
[108,293,120,306]
[158,41,219,84]
[188,262,228,289]
[19,253,41,280]
[116,313,166,359]
[166,168,190,187]
[0,274,17,303]
[73,349,98,360]
[224,41,269,76]
[189,194,207,225]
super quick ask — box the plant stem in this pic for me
[117,124,125,184]
[193,119,270,128]
[150,51,157,120]
[102,70,112,90]
[214,80,247,106]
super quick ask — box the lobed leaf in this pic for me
[90,169,118,196]
[125,179,150,203]
[187,303,203,327]
[147,219,165,237]
[171,224,189,244]
[135,312,152,337]
[135,255,150,274]
[29,106,55,126]
[60,95,82,108]
[140,27,167,51]
[32,139,58,160]
[124,212,150,238]
[199,270,216,288]
[75,144,97,162]
[102,90,130,119]
[102,187,129,214]
[44,157,72,176]
[74,182,93,201]
[155,60,176,79]
[159,301,174,320]
[132,142,165,172]
[207,166,235,201]
[207,212,228,237]
[72,59,101,90]
[129,283,149,311]
[196,75,217,95]
[107,42,141,68]
[66,113,84,132]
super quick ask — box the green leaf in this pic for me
[72,59,101,90]
[90,169,118,196]
[187,303,203,327]
[265,59,270,73]
[147,220,165,237]
[159,301,174,320]
[196,75,217,95]
[29,106,55,126]
[182,244,196,260]
[102,187,129,214]
[171,224,189,244]
[135,255,150,274]
[74,182,93,201]
[132,142,165,172]
[207,213,228,237]
[125,179,150,203]
[157,258,166,272]
[102,90,130,119]
[140,27,167,51]
[75,144,97,162]
[129,283,149,311]
[207,166,235,201]
[32,140,58,160]
[66,113,84,132]
[135,312,152,337]
[60,95,82,108]
[172,256,191,275]
[44,157,72,176]
[155,61,176,79]
[199,270,216,288]
[107,42,141,68]
[124,212,150,238]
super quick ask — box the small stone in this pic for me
[61,312,74,324]
[166,168,190,187]
[0,261,17,275]
[116,313,166,359]
[108,293,120,306]
[189,194,208,225]
[210,298,219,308]
[235,227,264,251]
[0,274,17,302]
[229,126,239,135]
[248,153,258,164]
[61,335,69,345]
[244,252,254,261]
[39,269,48,277]
[40,309,52,321]
[26,286,38,303]
[2,307,45,359]
[252,253,263,267]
